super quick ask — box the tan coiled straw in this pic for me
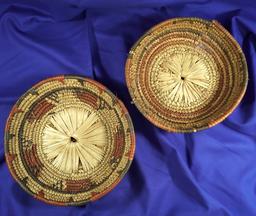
[126,17,248,132]
[5,75,135,205]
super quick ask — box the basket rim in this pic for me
[5,75,136,206]
[125,17,248,133]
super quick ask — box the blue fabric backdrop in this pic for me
[0,0,256,215]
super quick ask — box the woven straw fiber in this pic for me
[125,17,248,132]
[5,75,135,205]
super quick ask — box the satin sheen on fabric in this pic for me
[0,0,256,215]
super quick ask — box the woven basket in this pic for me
[5,75,135,205]
[125,17,248,132]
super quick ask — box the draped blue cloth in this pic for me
[0,0,256,215]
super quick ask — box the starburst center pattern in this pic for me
[157,53,209,104]
[42,108,106,174]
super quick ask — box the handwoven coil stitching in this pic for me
[125,18,248,132]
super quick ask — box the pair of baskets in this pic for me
[4,18,248,205]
